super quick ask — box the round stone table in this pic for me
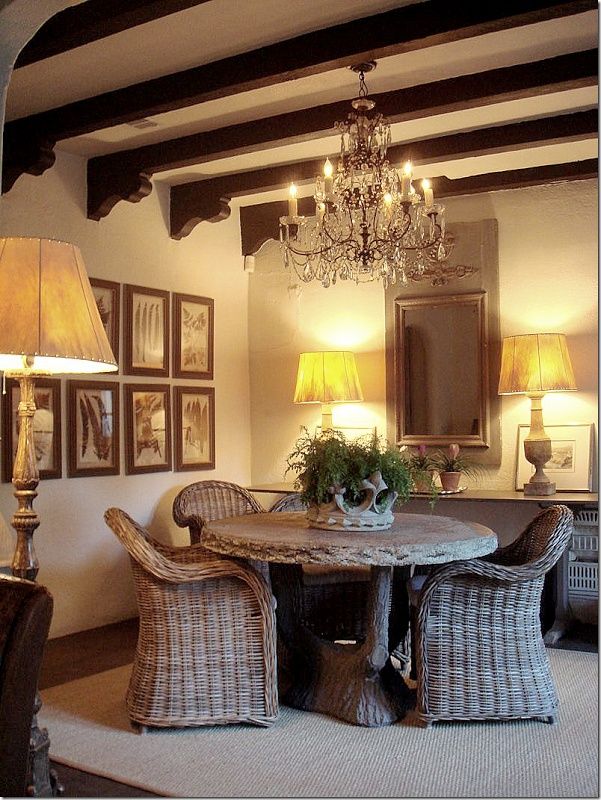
[203,511,497,727]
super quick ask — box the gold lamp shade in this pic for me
[498,333,576,497]
[294,351,363,404]
[0,237,117,374]
[498,333,576,395]
[294,351,363,432]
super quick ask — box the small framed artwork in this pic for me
[124,284,170,377]
[124,383,172,474]
[89,278,120,368]
[2,378,62,481]
[515,423,594,491]
[67,380,120,478]
[173,293,214,379]
[174,386,215,471]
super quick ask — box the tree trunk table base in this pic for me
[272,563,413,727]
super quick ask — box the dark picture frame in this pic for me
[2,377,62,482]
[173,293,214,379]
[174,386,215,471]
[89,277,120,369]
[67,380,120,478]
[124,284,170,377]
[123,383,172,474]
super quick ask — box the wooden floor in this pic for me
[41,615,597,798]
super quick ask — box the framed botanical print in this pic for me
[515,423,594,491]
[89,278,120,368]
[173,293,214,379]
[67,380,120,477]
[124,284,170,377]
[124,383,172,474]
[2,378,62,481]
[174,386,215,471]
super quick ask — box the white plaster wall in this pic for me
[248,179,598,538]
[0,150,252,637]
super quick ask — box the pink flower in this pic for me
[417,444,428,458]
[449,443,460,459]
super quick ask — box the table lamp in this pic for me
[498,333,576,495]
[293,351,363,431]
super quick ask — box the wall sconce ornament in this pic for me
[279,62,475,289]
[498,333,576,495]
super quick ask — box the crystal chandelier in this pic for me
[279,62,469,289]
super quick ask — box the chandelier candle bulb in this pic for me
[288,183,298,217]
[422,179,434,208]
[401,162,412,196]
[323,159,334,197]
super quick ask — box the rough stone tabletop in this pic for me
[203,511,497,567]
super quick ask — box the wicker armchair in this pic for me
[269,493,370,642]
[413,504,574,727]
[104,507,278,729]
[173,480,264,544]
[173,480,270,581]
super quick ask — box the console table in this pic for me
[247,484,598,645]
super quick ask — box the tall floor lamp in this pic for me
[0,237,117,795]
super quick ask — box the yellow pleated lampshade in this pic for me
[293,351,363,404]
[498,333,576,394]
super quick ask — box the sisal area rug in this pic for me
[40,649,598,798]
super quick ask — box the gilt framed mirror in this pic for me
[394,291,489,448]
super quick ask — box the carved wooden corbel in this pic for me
[1,125,56,194]
[86,162,153,221]
[170,187,232,240]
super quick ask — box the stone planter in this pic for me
[306,471,397,531]
[439,471,462,492]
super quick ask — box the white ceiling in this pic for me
[5,1,598,191]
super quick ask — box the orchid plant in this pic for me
[433,443,481,477]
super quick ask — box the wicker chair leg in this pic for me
[131,722,148,734]
[546,714,558,725]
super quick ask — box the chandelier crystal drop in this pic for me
[279,62,471,289]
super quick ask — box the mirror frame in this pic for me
[394,291,489,448]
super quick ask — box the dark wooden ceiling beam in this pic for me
[15,1,211,68]
[86,49,598,220]
[169,110,598,239]
[3,0,595,192]
[239,160,598,257]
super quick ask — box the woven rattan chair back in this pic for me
[104,507,278,729]
[173,480,264,544]
[415,504,574,727]
[269,493,306,512]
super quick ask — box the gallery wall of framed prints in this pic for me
[0,280,217,482]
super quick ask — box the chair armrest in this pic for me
[105,507,275,615]
[417,557,542,627]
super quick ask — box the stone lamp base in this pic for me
[523,436,555,496]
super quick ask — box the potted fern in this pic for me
[286,428,412,531]
[432,443,480,492]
